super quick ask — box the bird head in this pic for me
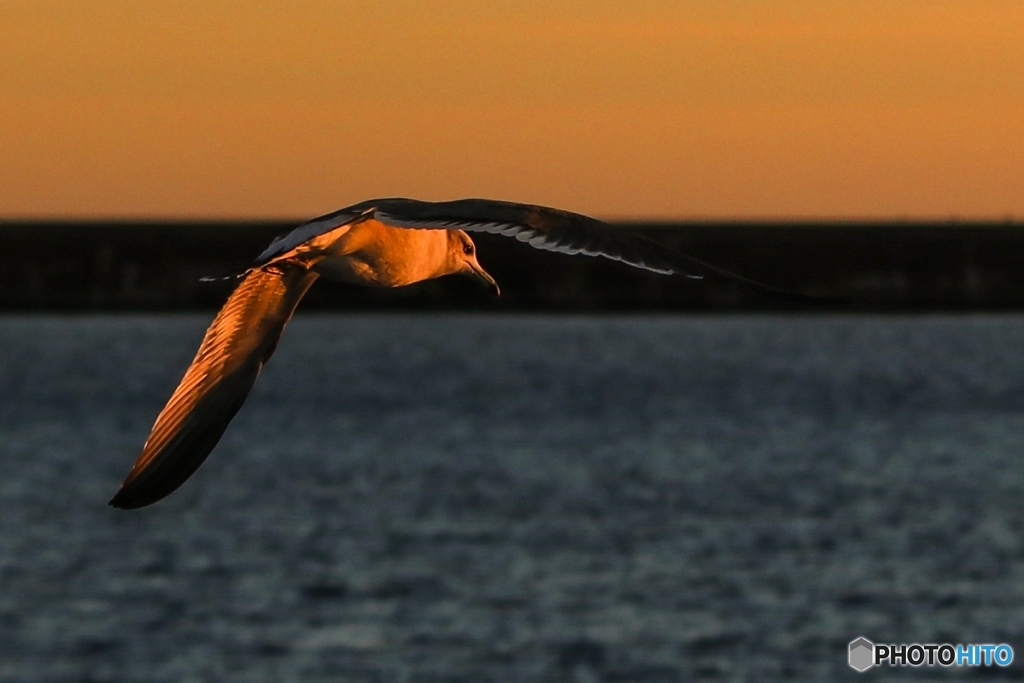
[448,230,500,295]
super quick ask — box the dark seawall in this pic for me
[2,220,1022,311]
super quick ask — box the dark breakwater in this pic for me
[1,219,1023,310]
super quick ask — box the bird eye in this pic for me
[463,243,474,255]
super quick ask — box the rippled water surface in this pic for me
[3,313,1024,682]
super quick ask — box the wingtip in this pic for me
[108,492,132,510]
[108,464,180,510]
[108,486,151,510]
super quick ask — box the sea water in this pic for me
[2,313,1024,682]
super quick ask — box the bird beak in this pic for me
[469,263,500,296]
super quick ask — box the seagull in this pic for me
[109,197,833,509]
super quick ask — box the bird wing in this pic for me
[109,265,319,509]
[256,198,838,305]
[252,203,378,267]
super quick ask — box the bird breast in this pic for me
[311,221,452,288]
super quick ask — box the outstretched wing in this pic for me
[372,198,841,304]
[255,198,838,304]
[109,265,319,509]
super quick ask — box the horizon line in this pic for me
[1,214,1020,226]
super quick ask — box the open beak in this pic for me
[470,263,500,296]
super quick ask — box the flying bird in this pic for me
[110,197,833,509]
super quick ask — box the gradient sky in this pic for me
[2,1,1022,219]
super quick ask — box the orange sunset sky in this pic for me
[2,1,1022,219]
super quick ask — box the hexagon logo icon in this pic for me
[849,637,874,672]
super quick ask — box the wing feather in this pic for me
[252,205,377,267]
[371,198,838,303]
[250,197,839,304]
[109,265,319,509]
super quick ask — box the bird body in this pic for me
[110,197,833,509]
[314,221,445,288]
[311,220,491,290]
